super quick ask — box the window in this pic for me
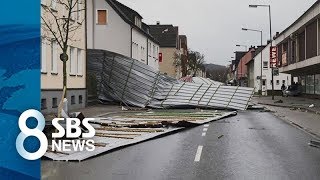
[135,16,141,28]
[52,98,58,108]
[76,1,81,21]
[276,80,280,85]
[41,99,47,110]
[263,61,268,69]
[70,47,77,75]
[97,10,107,25]
[51,0,57,10]
[77,49,83,76]
[141,47,145,61]
[282,80,286,84]
[148,42,151,56]
[71,95,76,105]
[156,47,159,59]
[153,45,156,57]
[51,40,58,74]
[262,80,266,86]
[79,95,83,104]
[41,40,47,73]
[132,42,138,60]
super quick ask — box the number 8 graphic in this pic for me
[16,109,48,160]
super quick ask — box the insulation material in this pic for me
[87,49,254,110]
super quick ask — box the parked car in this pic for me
[284,84,303,96]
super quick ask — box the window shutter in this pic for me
[51,41,58,74]
[41,40,47,73]
[77,49,83,75]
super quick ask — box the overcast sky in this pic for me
[117,0,317,65]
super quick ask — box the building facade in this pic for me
[250,43,292,95]
[236,48,255,87]
[87,0,160,70]
[149,23,180,78]
[275,1,320,95]
[41,0,86,114]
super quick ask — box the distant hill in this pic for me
[204,64,228,83]
[204,64,227,71]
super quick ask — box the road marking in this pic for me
[204,124,209,127]
[194,145,203,162]
[202,132,206,136]
[203,128,208,132]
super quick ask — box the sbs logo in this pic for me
[16,109,48,160]
[16,109,96,160]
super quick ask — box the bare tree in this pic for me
[41,0,85,98]
[173,51,182,68]
[173,51,189,77]
[187,50,205,76]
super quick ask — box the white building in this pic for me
[87,0,160,70]
[250,42,292,95]
[41,0,86,114]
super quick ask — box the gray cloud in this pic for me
[117,0,317,65]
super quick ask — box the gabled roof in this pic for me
[149,24,179,48]
[112,0,143,22]
[105,0,159,44]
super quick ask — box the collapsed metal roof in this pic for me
[87,49,254,110]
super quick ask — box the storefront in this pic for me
[298,74,320,95]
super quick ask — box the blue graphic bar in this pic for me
[0,1,41,179]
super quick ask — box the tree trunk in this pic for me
[63,59,67,98]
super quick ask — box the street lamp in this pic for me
[242,28,263,97]
[236,44,247,51]
[249,4,274,100]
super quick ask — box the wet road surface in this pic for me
[42,111,320,180]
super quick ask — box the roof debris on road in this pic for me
[44,109,236,161]
[87,49,254,111]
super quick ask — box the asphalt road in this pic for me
[42,110,320,180]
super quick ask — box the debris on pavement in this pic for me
[309,104,315,108]
[44,109,236,161]
[218,135,224,139]
[274,100,283,104]
[309,140,320,148]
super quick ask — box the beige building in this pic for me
[149,23,180,78]
[41,0,86,114]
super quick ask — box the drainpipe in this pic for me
[146,39,149,65]
[92,0,95,49]
[85,0,88,106]
[130,27,133,58]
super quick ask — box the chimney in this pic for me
[156,21,160,25]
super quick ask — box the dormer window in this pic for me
[135,16,142,28]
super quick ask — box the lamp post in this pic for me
[236,44,248,51]
[242,28,263,97]
[249,4,274,99]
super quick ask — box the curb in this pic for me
[261,104,320,140]
[256,102,320,115]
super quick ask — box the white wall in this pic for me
[147,39,159,71]
[132,28,147,64]
[87,0,131,56]
[132,28,159,71]
[253,43,292,94]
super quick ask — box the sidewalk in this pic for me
[252,96,320,138]
[252,95,320,114]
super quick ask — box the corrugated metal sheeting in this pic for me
[87,49,254,110]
